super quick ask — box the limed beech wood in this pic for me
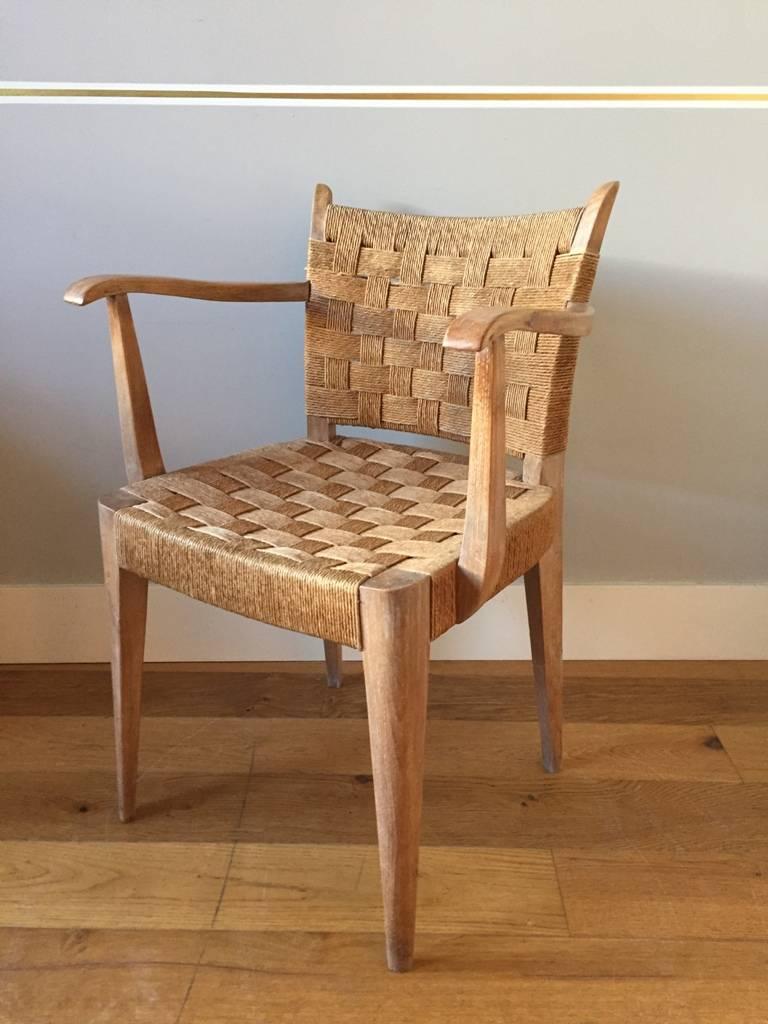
[443,306,591,621]
[360,571,430,971]
[523,452,565,771]
[64,276,310,306]
[98,495,148,822]
[105,295,165,481]
[63,180,618,971]
[305,407,343,688]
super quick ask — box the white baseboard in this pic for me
[0,583,765,663]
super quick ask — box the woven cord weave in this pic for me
[306,203,598,457]
[114,437,555,647]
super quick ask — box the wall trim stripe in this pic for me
[1,584,765,662]
[2,84,768,107]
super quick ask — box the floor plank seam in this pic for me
[549,847,576,937]
[173,947,206,1024]
[208,747,257,932]
[712,723,748,783]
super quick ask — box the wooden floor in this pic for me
[1,660,767,1023]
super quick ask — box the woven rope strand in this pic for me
[306,201,595,458]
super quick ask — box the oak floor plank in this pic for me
[215,844,567,936]
[178,969,768,1024]
[199,929,768,979]
[1,660,766,1021]
[0,771,249,842]
[0,841,232,929]
[3,666,767,723]
[555,850,768,940]
[3,927,768,978]
[0,964,196,1024]
[0,716,256,774]
[246,719,741,782]
[714,724,768,781]
[3,768,761,853]
[237,773,768,854]
[0,716,739,782]
[0,927,207,968]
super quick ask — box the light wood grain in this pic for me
[360,571,431,970]
[242,719,741,783]
[2,663,766,720]
[104,295,164,480]
[215,844,567,936]
[452,324,507,618]
[10,659,763,678]
[556,849,768,939]
[322,640,343,688]
[196,928,768,979]
[5,928,768,1024]
[178,971,768,1024]
[0,717,257,774]
[524,451,566,772]
[0,841,232,929]
[714,724,768,781]
[65,275,309,306]
[237,773,768,854]
[99,500,148,822]
[0,771,249,842]
[4,660,768,1019]
[0,926,208,968]
[571,181,621,255]
[0,963,195,1024]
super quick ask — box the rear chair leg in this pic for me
[323,640,343,688]
[524,537,563,773]
[360,572,430,972]
[99,503,148,822]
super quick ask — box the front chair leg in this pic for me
[360,572,430,972]
[524,538,563,773]
[323,640,343,688]
[99,504,148,822]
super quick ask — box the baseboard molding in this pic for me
[0,583,765,663]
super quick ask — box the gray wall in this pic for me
[3,103,767,585]
[2,0,766,84]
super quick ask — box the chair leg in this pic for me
[99,505,148,823]
[360,572,430,972]
[524,538,563,773]
[323,640,343,687]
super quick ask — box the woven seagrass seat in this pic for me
[111,436,555,647]
[66,179,618,972]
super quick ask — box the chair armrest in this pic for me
[63,275,310,306]
[443,305,592,619]
[63,276,309,482]
[444,304,593,351]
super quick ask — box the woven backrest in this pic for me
[305,197,601,457]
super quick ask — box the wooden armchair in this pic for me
[64,180,618,971]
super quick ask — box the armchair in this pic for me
[65,179,618,971]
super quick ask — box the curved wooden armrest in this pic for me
[443,304,593,352]
[64,275,310,306]
[443,304,592,621]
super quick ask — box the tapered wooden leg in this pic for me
[524,535,563,773]
[99,502,148,822]
[360,571,430,972]
[323,640,342,687]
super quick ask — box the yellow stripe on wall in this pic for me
[2,85,768,104]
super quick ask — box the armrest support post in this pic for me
[64,274,311,482]
[444,304,592,620]
[106,294,165,481]
[454,336,507,620]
